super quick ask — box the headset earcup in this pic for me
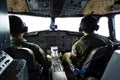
[79,26,82,31]
[95,25,99,31]
[21,23,28,33]
[79,21,84,31]
[23,26,28,32]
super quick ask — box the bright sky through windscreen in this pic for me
[10,14,110,37]
[11,15,51,32]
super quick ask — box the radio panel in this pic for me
[50,46,67,80]
[0,51,13,75]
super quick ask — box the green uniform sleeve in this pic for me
[28,43,52,70]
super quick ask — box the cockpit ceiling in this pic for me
[7,0,120,17]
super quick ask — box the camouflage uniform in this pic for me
[63,33,112,68]
[11,38,51,70]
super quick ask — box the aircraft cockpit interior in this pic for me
[1,0,120,80]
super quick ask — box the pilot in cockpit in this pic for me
[62,15,113,70]
[8,15,52,72]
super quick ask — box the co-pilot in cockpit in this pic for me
[0,1,29,80]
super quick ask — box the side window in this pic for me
[114,14,120,41]
[95,17,109,37]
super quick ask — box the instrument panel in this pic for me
[24,30,83,53]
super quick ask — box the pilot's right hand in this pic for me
[47,54,52,59]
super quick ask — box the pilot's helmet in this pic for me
[79,15,99,33]
[9,15,28,35]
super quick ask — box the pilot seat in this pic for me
[71,45,115,80]
[4,46,43,80]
